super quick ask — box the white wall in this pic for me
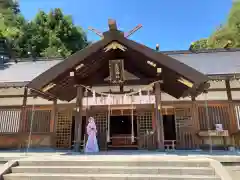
[230,80,240,88]
[0,82,230,106]
[208,80,226,89]
[196,91,228,101]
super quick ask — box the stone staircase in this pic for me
[224,164,240,180]
[3,155,223,180]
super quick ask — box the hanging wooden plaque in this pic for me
[109,59,125,84]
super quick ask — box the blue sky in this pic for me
[19,0,233,51]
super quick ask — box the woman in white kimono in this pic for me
[84,117,99,153]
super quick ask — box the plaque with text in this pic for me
[109,59,125,84]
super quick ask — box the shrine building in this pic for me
[0,20,240,151]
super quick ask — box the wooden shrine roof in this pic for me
[0,49,240,87]
[26,22,209,101]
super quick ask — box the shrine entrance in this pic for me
[163,114,176,150]
[109,115,138,150]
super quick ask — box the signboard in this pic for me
[198,130,229,137]
[109,59,125,84]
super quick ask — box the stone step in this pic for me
[3,173,221,180]
[11,166,215,175]
[225,166,240,180]
[18,160,210,167]
[225,166,240,171]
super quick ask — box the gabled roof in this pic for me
[1,49,240,87]
[26,28,209,101]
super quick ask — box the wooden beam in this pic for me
[154,82,164,150]
[197,87,240,92]
[74,85,83,152]
[29,88,56,101]
[125,24,142,38]
[191,100,201,148]
[191,95,196,101]
[0,82,28,88]
[0,94,35,98]
[50,99,57,133]
[225,79,232,101]
[80,79,156,86]
[108,19,117,31]
[19,87,28,132]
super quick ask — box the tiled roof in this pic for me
[0,60,61,83]
[0,49,239,84]
[168,50,240,75]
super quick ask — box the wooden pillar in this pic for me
[191,97,201,148]
[50,99,57,132]
[225,79,232,101]
[154,82,164,150]
[20,87,28,132]
[74,85,83,152]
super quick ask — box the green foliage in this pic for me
[28,8,88,58]
[190,2,240,50]
[0,4,88,58]
[189,39,208,51]
[208,26,237,48]
[0,0,20,26]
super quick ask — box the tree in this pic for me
[0,0,24,59]
[189,39,208,51]
[12,8,89,58]
[0,0,20,14]
[207,26,237,48]
[190,2,240,50]
[0,0,20,25]
[0,2,89,58]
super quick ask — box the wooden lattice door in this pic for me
[93,113,107,150]
[137,112,153,135]
[56,109,72,148]
[137,111,154,149]
[175,107,197,149]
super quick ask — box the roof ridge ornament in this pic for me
[88,19,142,39]
[124,24,142,38]
[104,41,127,52]
[108,19,118,31]
[88,27,103,38]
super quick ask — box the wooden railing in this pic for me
[108,135,138,149]
[164,140,176,151]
